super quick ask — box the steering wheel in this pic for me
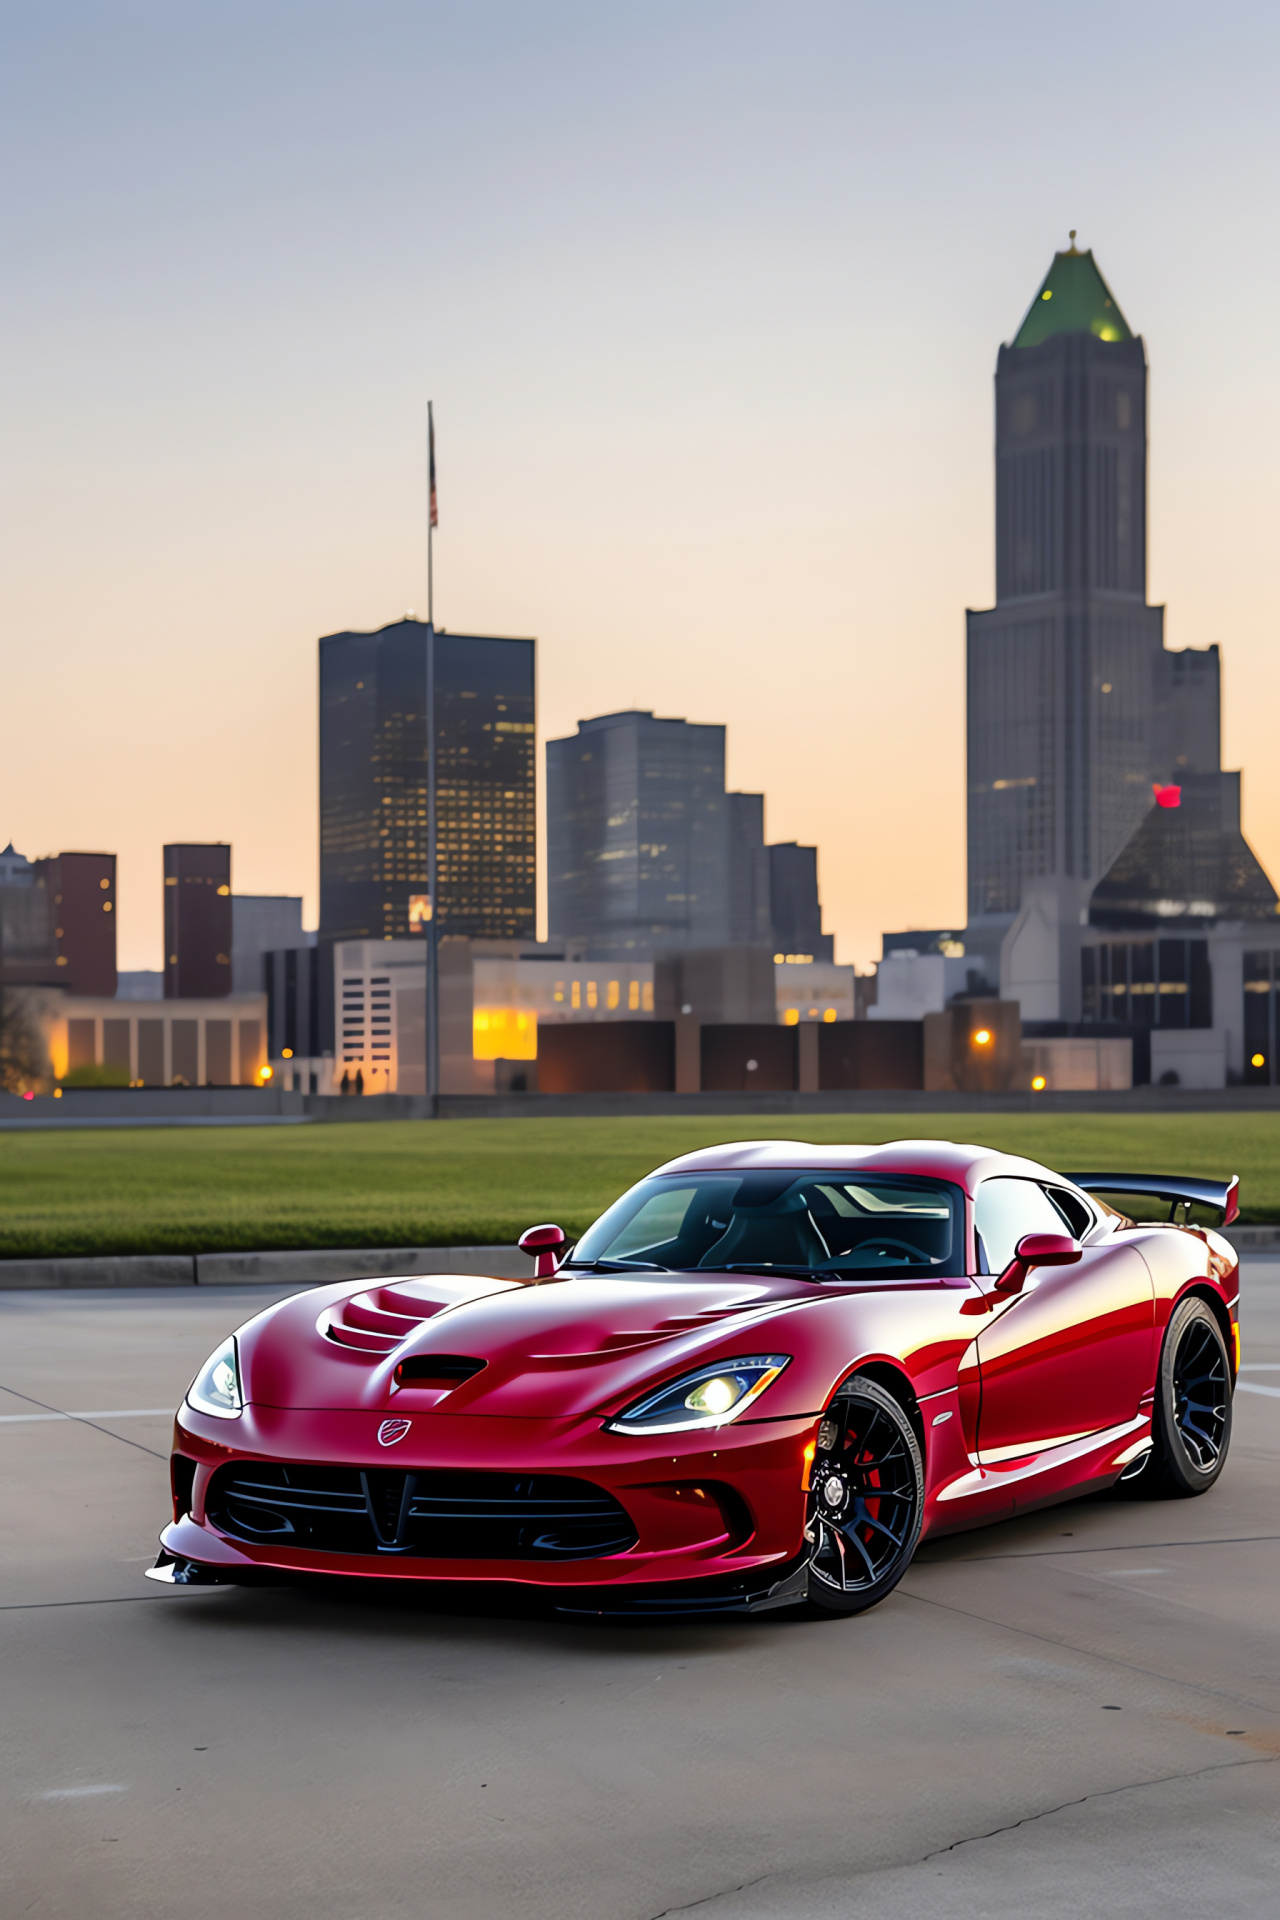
[848,1237,922,1263]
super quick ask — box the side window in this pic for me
[974,1178,1075,1275]
[1045,1185,1093,1240]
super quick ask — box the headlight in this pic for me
[606,1355,790,1436]
[186,1337,243,1419]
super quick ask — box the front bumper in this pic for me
[157,1402,816,1602]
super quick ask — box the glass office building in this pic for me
[547,710,782,953]
[319,619,536,943]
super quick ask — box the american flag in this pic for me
[428,402,438,529]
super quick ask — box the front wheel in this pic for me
[803,1375,924,1616]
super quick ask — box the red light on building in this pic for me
[1153,784,1182,809]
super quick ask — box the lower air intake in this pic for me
[205,1462,637,1560]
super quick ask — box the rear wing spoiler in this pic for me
[1066,1172,1239,1227]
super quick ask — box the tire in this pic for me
[803,1374,924,1617]
[1147,1296,1233,1497]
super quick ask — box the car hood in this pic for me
[237,1269,826,1420]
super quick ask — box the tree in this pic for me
[0,987,46,1094]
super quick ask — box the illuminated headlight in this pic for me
[607,1356,790,1436]
[186,1337,243,1419]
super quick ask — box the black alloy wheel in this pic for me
[1120,1295,1233,1498]
[1155,1296,1232,1495]
[803,1374,924,1616]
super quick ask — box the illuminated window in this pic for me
[587,980,598,1009]
[628,979,640,1010]
[823,1008,837,1023]
[473,1008,536,1060]
[607,980,620,1010]
[571,980,581,1009]
[642,981,653,1012]
[784,1008,799,1026]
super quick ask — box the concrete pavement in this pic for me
[1,1269,1277,1919]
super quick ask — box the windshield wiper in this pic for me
[561,1258,670,1273]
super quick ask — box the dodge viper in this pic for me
[150,1139,1240,1617]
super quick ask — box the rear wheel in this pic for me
[803,1375,924,1616]
[1122,1296,1233,1497]
[1154,1297,1232,1495]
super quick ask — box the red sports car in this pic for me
[150,1139,1240,1617]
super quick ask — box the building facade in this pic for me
[767,842,834,962]
[44,993,266,1087]
[164,844,232,998]
[1,847,118,993]
[547,711,739,952]
[319,618,536,944]
[231,895,310,994]
[966,243,1217,940]
[33,852,118,996]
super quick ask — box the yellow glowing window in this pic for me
[607,980,620,1010]
[784,1008,800,1026]
[473,1008,537,1060]
[823,1008,837,1022]
[642,981,653,1011]
[571,981,581,1009]
[587,981,598,1009]
[628,980,640,1010]
[553,983,565,1003]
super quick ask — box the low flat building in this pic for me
[39,993,267,1087]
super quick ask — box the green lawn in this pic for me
[0,1112,1276,1259]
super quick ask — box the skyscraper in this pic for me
[546,710,769,952]
[319,618,536,943]
[966,241,1218,936]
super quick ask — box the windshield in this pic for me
[568,1170,964,1280]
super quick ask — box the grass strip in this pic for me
[1,1112,1276,1260]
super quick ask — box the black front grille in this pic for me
[205,1462,637,1560]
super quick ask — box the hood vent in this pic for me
[394,1354,487,1387]
[320,1284,448,1356]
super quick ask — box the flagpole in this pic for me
[426,403,439,1107]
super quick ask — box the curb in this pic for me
[0,1246,532,1290]
[2,1230,1273,1291]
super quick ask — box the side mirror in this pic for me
[993,1231,1081,1296]
[518,1223,567,1279]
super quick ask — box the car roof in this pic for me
[651,1138,1074,1201]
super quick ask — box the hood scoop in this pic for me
[393,1354,487,1386]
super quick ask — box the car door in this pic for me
[973,1177,1154,1461]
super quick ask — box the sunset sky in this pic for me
[3,2,1278,972]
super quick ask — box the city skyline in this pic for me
[4,4,1278,972]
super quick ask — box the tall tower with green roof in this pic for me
[966,238,1170,968]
